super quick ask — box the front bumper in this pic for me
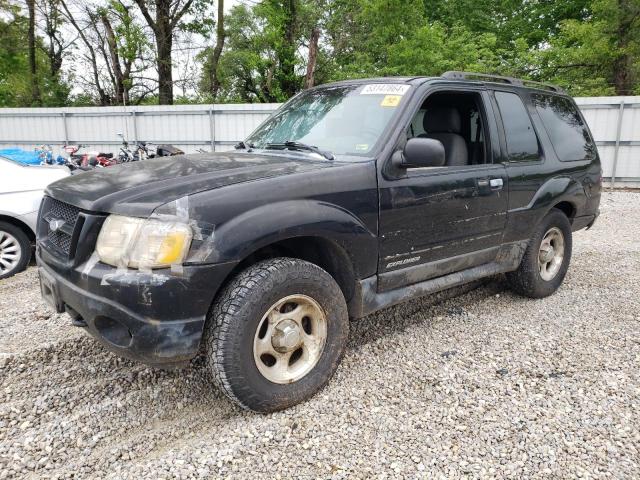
[37,247,236,366]
[571,210,600,232]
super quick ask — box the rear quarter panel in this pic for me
[502,90,601,243]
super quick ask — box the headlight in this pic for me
[96,215,193,269]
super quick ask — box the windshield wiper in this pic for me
[265,141,334,160]
[234,141,254,150]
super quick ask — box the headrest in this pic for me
[423,107,462,134]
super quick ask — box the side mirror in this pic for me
[396,137,445,169]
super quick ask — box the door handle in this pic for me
[477,177,503,192]
[489,178,503,189]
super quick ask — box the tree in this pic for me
[317,0,501,79]
[0,7,31,106]
[0,1,68,106]
[198,4,270,102]
[132,0,202,104]
[609,0,639,94]
[27,0,41,105]
[250,0,303,99]
[209,0,224,99]
[536,0,640,95]
[60,0,154,105]
[304,26,319,88]
[100,1,150,104]
[3,0,639,106]
[35,0,77,105]
[36,0,64,78]
[279,0,298,97]
[199,1,328,102]
[60,0,110,105]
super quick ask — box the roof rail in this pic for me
[441,71,565,94]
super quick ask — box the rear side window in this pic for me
[494,91,540,162]
[532,94,596,162]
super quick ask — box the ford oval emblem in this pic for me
[49,218,65,233]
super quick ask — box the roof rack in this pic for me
[441,71,565,94]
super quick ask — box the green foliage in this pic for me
[535,0,640,95]
[198,0,638,101]
[108,1,150,71]
[179,0,216,37]
[199,3,306,102]
[1,0,638,106]
[0,5,69,107]
[320,1,503,79]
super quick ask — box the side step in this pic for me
[350,241,527,318]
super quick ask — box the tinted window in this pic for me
[532,94,596,162]
[495,91,539,162]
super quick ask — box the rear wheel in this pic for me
[204,258,349,412]
[0,222,31,280]
[506,209,572,298]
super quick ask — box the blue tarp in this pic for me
[0,147,65,165]
[0,148,42,165]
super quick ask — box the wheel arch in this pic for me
[523,176,585,225]
[0,214,35,242]
[221,235,359,310]
[200,198,377,301]
[551,200,576,220]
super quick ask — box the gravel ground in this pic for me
[1,191,639,479]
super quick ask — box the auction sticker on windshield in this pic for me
[380,95,402,107]
[360,84,410,95]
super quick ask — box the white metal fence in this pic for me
[575,96,640,187]
[0,97,638,186]
[0,103,279,158]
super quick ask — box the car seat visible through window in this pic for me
[418,107,468,166]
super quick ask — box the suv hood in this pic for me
[46,151,338,216]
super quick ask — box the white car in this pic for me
[0,155,70,279]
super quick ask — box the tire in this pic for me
[506,208,572,298]
[0,221,31,280]
[204,257,349,412]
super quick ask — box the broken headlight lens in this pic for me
[96,215,193,269]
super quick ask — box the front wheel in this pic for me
[204,258,349,412]
[506,209,572,298]
[0,222,31,280]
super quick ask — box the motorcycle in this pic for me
[116,133,139,163]
[117,133,184,162]
[63,145,115,172]
[63,144,87,169]
[61,134,185,173]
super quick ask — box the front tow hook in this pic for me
[66,305,88,327]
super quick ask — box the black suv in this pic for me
[37,72,601,412]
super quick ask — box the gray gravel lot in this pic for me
[1,191,639,479]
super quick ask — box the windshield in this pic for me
[245,83,411,157]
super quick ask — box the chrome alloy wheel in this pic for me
[0,231,21,276]
[538,227,565,281]
[253,294,328,384]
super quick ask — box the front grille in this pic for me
[43,198,81,256]
[48,229,74,254]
